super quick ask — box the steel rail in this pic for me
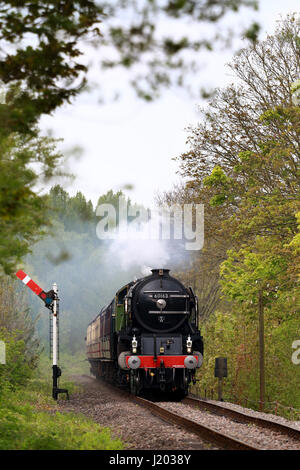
[83,376,267,449]
[85,375,260,449]
[183,396,300,441]
[132,396,261,450]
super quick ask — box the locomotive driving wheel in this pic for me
[130,370,140,396]
[175,369,189,399]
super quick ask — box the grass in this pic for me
[0,354,124,450]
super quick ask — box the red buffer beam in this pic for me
[16,270,54,307]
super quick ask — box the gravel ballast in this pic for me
[58,375,218,450]
[58,375,300,450]
[198,398,300,431]
[159,401,300,450]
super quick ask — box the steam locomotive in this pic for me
[86,269,203,397]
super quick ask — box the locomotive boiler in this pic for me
[86,268,203,397]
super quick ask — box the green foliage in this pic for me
[172,15,300,418]
[0,347,122,450]
[0,328,34,394]
[0,0,102,275]
[289,211,300,250]
[0,116,66,274]
[0,1,261,275]
[99,0,258,99]
[193,310,300,419]
[220,242,288,305]
[0,0,259,117]
[96,189,128,229]
[97,189,127,211]
[178,14,299,190]
[0,380,123,450]
[244,21,260,42]
[291,79,300,94]
[24,186,146,356]
[193,311,259,404]
[0,0,99,276]
[0,274,41,365]
[48,185,95,234]
[203,165,234,206]
[0,1,103,134]
[37,352,90,381]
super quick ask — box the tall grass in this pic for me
[0,335,123,450]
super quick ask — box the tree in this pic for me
[0,124,65,274]
[200,103,300,321]
[156,183,224,320]
[96,189,146,228]
[150,14,300,415]
[97,189,127,214]
[98,0,259,100]
[0,1,259,275]
[178,14,299,185]
[0,275,40,369]
[0,1,103,134]
[49,185,95,233]
[25,187,149,355]
[174,15,300,412]
[0,0,259,131]
[174,13,300,307]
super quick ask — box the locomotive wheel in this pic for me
[130,370,140,396]
[177,370,189,398]
[174,389,188,400]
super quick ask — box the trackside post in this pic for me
[15,270,69,400]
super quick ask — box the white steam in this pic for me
[102,208,186,276]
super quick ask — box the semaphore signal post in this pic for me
[16,270,69,400]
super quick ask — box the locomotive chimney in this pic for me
[151,269,170,276]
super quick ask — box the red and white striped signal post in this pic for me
[16,270,69,400]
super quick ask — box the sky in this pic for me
[39,0,299,209]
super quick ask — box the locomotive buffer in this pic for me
[16,270,69,400]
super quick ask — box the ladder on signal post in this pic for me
[16,270,69,400]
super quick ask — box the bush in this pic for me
[0,403,123,450]
[0,328,34,394]
[0,378,123,450]
[192,310,300,420]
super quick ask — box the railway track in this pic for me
[81,376,300,450]
[84,376,258,449]
[132,395,260,450]
[183,396,300,441]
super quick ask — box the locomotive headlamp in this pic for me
[132,335,138,354]
[186,335,192,353]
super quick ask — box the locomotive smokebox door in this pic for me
[214,357,227,378]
